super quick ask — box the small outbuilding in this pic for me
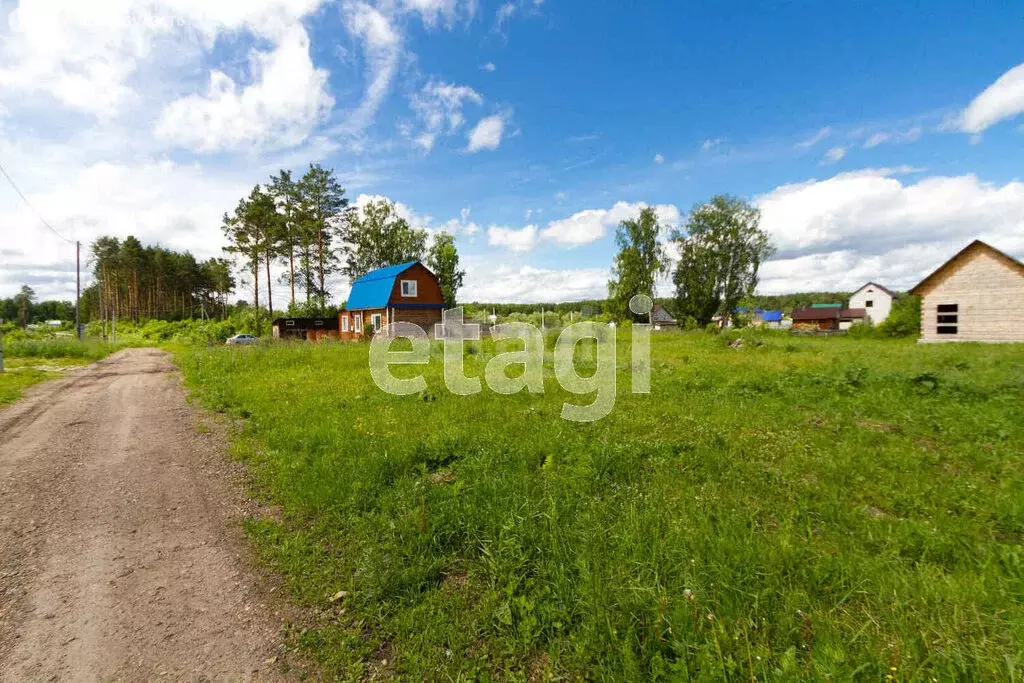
[791,307,840,331]
[650,304,677,328]
[340,261,445,338]
[909,240,1024,343]
[271,317,339,341]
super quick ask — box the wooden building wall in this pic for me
[918,250,1024,343]
[388,263,445,306]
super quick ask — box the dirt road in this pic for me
[0,348,296,681]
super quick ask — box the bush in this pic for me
[878,295,921,337]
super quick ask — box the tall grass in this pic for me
[177,332,1024,680]
[4,339,120,360]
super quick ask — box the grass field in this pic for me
[0,340,119,405]
[177,331,1024,680]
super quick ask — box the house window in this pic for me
[866,300,873,307]
[354,314,362,332]
[341,316,349,333]
[401,280,418,297]
[936,303,958,335]
[371,313,382,332]
[314,319,324,327]
[285,320,295,326]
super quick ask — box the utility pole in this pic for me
[75,240,82,341]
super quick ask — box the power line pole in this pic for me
[75,240,82,341]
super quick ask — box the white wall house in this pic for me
[848,282,895,325]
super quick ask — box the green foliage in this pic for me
[175,334,1024,680]
[86,235,234,325]
[672,195,776,326]
[607,207,667,321]
[879,295,922,337]
[297,163,349,304]
[338,197,427,281]
[427,231,465,308]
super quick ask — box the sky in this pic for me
[1,0,1024,305]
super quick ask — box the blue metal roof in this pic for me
[344,261,419,310]
[761,310,783,322]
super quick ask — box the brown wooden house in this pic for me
[909,240,1024,343]
[339,261,446,339]
[791,307,840,331]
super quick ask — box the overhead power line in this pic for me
[0,158,74,244]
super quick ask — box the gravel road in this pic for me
[0,348,298,681]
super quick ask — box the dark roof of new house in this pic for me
[271,317,339,330]
[345,261,420,310]
[791,307,840,321]
[651,304,676,324]
[854,281,896,298]
[840,308,866,319]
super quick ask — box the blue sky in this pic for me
[1,0,1023,303]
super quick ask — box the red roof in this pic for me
[840,308,866,319]
[791,307,839,321]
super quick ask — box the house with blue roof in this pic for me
[339,261,445,338]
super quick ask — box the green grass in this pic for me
[0,340,122,405]
[176,331,1024,680]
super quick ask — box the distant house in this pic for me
[760,310,784,328]
[650,304,677,328]
[791,307,840,331]
[849,282,895,325]
[339,261,445,339]
[909,240,1024,343]
[271,317,339,341]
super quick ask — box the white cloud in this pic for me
[755,168,1024,292]
[540,201,680,248]
[409,79,483,151]
[822,146,846,164]
[353,193,433,231]
[863,126,922,149]
[487,224,537,252]
[340,2,403,135]
[399,0,476,27]
[796,126,832,149]
[439,206,480,236]
[481,62,497,72]
[961,62,1024,134]
[484,201,682,253]
[0,158,251,300]
[0,0,329,118]
[495,2,517,27]
[155,24,332,151]
[653,153,665,164]
[462,262,609,303]
[467,114,506,152]
[700,138,724,153]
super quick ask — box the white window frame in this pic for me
[371,313,382,332]
[400,279,418,297]
[341,315,349,332]
[354,313,362,333]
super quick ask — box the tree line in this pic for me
[221,164,465,322]
[85,236,234,331]
[0,285,74,327]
